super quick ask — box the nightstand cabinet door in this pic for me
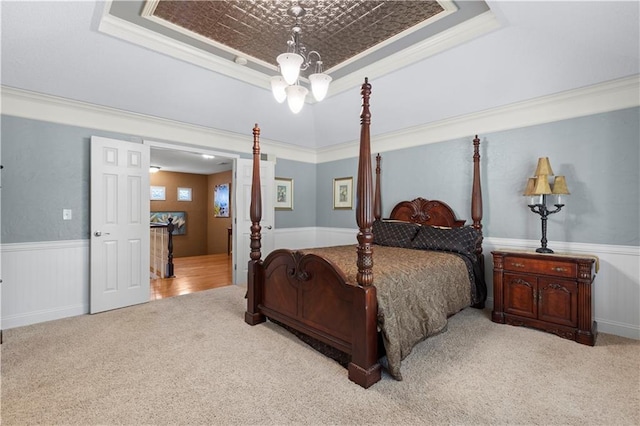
[504,273,537,319]
[537,277,578,328]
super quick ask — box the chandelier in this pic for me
[270,4,332,114]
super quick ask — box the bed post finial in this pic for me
[374,154,382,221]
[250,124,262,261]
[356,78,374,287]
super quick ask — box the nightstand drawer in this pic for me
[503,256,576,278]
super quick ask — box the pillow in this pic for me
[411,224,479,257]
[372,220,421,248]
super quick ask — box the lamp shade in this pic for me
[285,84,308,114]
[532,175,552,194]
[270,76,288,103]
[523,177,537,196]
[552,175,570,194]
[277,53,304,85]
[309,73,332,101]
[534,157,554,176]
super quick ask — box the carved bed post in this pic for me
[471,134,485,276]
[374,154,382,221]
[348,77,381,388]
[249,124,262,263]
[355,78,374,287]
[471,135,483,235]
[245,123,266,325]
[471,135,484,251]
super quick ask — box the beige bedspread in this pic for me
[301,245,472,380]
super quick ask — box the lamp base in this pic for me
[536,247,554,254]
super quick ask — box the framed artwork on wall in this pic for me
[149,211,187,235]
[150,186,166,201]
[333,177,353,210]
[214,183,230,217]
[177,187,192,201]
[275,177,293,210]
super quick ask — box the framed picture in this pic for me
[214,183,230,217]
[149,211,187,235]
[333,177,353,209]
[177,187,192,201]
[150,186,166,201]
[275,177,293,210]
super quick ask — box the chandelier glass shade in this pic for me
[309,72,332,102]
[277,53,304,85]
[270,76,288,103]
[271,6,332,113]
[285,85,309,114]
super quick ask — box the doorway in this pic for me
[147,141,238,300]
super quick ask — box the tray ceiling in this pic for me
[149,0,446,73]
[101,0,495,97]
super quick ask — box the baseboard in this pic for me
[2,304,88,330]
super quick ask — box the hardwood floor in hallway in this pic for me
[150,253,233,300]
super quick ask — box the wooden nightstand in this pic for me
[491,250,597,346]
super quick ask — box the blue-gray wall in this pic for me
[0,116,140,243]
[317,107,640,246]
[2,107,639,246]
[273,158,316,228]
[0,115,316,243]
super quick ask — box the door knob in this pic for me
[265,225,273,230]
[94,231,102,237]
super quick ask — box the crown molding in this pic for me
[0,85,318,163]
[316,74,640,163]
[2,74,637,165]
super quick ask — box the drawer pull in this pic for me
[552,267,568,272]
[510,262,525,268]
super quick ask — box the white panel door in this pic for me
[233,158,275,285]
[90,136,150,314]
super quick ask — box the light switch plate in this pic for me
[63,209,72,220]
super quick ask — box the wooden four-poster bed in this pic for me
[245,78,486,388]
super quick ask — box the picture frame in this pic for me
[214,183,230,217]
[149,211,187,235]
[177,187,192,202]
[150,186,166,201]
[275,177,293,210]
[333,177,353,210]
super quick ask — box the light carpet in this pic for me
[2,285,639,425]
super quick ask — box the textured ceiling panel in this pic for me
[152,1,445,72]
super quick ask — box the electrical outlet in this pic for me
[63,209,72,220]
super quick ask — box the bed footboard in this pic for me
[245,249,381,388]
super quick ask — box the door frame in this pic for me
[143,140,240,279]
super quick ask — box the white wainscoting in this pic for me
[1,240,89,329]
[273,227,358,250]
[2,233,638,341]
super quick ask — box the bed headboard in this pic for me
[373,134,483,259]
[388,198,466,228]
